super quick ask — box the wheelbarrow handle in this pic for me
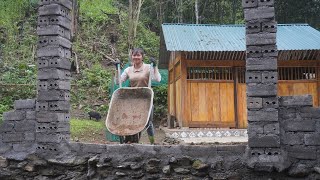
[117,63,122,88]
[148,63,153,88]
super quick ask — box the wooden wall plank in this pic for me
[211,83,221,125]
[185,82,191,123]
[220,83,228,124]
[175,79,182,123]
[237,84,247,128]
[308,83,318,106]
[226,83,235,124]
[181,53,189,126]
[169,83,174,115]
[293,83,308,95]
[175,61,181,79]
[206,83,214,123]
[198,83,208,122]
[190,83,199,122]
[278,82,318,107]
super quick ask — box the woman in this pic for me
[115,48,161,144]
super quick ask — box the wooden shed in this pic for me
[160,24,320,129]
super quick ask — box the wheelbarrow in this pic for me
[106,63,154,143]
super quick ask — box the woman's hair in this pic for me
[131,48,145,56]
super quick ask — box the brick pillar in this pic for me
[36,0,72,157]
[242,0,284,172]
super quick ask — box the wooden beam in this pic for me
[180,53,189,127]
[317,60,320,107]
[231,51,235,60]
[205,51,209,60]
[279,80,317,83]
[218,51,222,60]
[234,67,239,128]
[241,51,246,60]
[187,80,234,83]
[278,60,318,67]
[212,51,216,60]
[186,60,245,67]
[168,52,174,70]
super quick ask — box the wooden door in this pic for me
[186,67,235,128]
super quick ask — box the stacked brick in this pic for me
[242,0,281,170]
[279,95,320,169]
[36,0,72,157]
[1,99,36,158]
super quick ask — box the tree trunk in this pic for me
[232,0,236,24]
[159,0,163,25]
[71,0,79,41]
[195,0,199,24]
[179,0,183,23]
[128,0,134,52]
[128,0,143,54]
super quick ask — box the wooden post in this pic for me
[167,52,173,128]
[180,52,189,127]
[234,67,239,128]
[173,52,177,122]
[317,60,320,107]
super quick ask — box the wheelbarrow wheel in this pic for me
[119,136,124,144]
[123,133,140,143]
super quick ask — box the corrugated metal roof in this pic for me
[162,23,320,51]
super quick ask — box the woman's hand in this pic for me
[113,59,121,69]
[149,57,157,67]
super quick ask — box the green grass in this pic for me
[70,118,107,143]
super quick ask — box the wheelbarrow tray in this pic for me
[106,87,154,136]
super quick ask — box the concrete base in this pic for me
[161,127,248,144]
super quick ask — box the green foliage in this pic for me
[70,0,121,117]
[1,63,37,84]
[0,0,37,34]
[78,0,117,23]
[0,0,38,122]
[71,64,113,115]
[78,64,112,88]
[153,84,168,120]
[70,118,106,142]
[0,103,11,124]
[136,23,160,58]
[116,14,160,62]
[275,0,320,29]
[73,0,120,63]
[0,0,38,111]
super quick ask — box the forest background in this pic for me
[0,0,319,142]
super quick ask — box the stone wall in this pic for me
[0,143,313,180]
[0,99,36,160]
[279,95,320,177]
[0,0,320,179]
